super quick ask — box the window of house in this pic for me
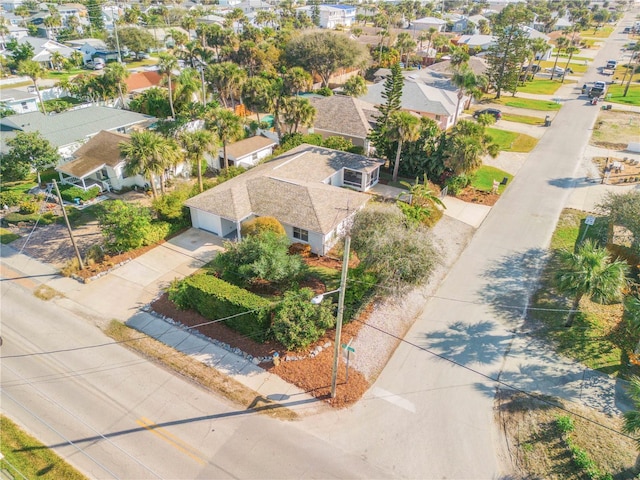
[343,168,362,188]
[21,102,28,110]
[435,115,441,121]
[293,227,309,242]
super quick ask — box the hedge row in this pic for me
[169,274,273,341]
[58,185,101,202]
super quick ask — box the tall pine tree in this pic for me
[486,4,533,98]
[369,62,403,160]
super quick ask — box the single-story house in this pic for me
[412,17,447,32]
[455,34,496,51]
[359,78,460,130]
[55,130,146,192]
[213,135,277,170]
[308,94,373,154]
[185,144,384,255]
[125,71,163,95]
[0,106,155,158]
[424,56,489,77]
[66,38,119,64]
[1,36,76,67]
[0,88,40,115]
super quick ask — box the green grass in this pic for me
[0,81,32,89]
[0,415,87,480]
[490,96,562,111]
[471,166,512,193]
[539,60,589,74]
[501,113,545,125]
[123,58,159,69]
[529,209,637,379]
[486,128,538,152]
[307,265,340,290]
[44,68,86,82]
[604,84,640,106]
[516,79,567,95]
[557,54,591,62]
[66,203,103,228]
[0,228,20,244]
[579,26,614,38]
[0,169,59,195]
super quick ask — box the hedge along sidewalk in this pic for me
[126,311,322,412]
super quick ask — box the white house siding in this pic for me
[283,224,324,255]
[190,209,223,235]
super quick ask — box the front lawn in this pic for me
[538,60,589,74]
[605,84,640,106]
[529,209,638,379]
[0,228,20,244]
[501,113,545,125]
[516,79,569,95]
[44,68,86,82]
[490,96,562,111]
[486,128,538,152]
[579,26,614,38]
[471,165,512,194]
[0,415,87,480]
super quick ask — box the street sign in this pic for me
[585,215,596,226]
[341,343,355,353]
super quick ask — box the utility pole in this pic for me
[113,1,122,63]
[330,234,350,398]
[52,180,84,270]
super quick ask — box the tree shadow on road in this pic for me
[479,247,549,326]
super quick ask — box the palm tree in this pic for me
[451,66,486,124]
[281,96,316,134]
[623,44,640,97]
[561,46,580,83]
[555,239,629,327]
[395,32,416,65]
[283,67,312,96]
[50,51,64,71]
[158,53,178,118]
[206,108,244,170]
[399,174,445,211]
[550,36,569,81]
[104,62,129,107]
[387,111,421,182]
[623,375,640,450]
[120,131,181,198]
[17,60,46,114]
[242,76,271,122]
[180,129,216,193]
[530,38,549,76]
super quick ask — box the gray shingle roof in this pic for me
[309,95,371,140]
[56,130,130,178]
[0,106,154,154]
[186,144,381,234]
[225,135,277,159]
[359,80,458,117]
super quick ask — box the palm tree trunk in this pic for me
[550,51,561,81]
[33,81,47,114]
[223,143,229,170]
[167,75,175,118]
[197,156,203,192]
[454,91,462,124]
[148,174,158,198]
[392,139,403,183]
[564,294,582,327]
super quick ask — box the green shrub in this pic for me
[275,133,324,154]
[18,200,39,214]
[316,86,333,96]
[241,216,286,237]
[97,200,154,253]
[146,221,172,244]
[344,265,378,321]
[0,190,27,207]
[445,174,471,196]
[58,185,101,202]
[216,166,246,183]
[213,231,308,288]
[322,136,354,152]
[3,211,56,225]
[152,187,190,224]
[271,288,335,350]
[169,274,273,341]
[43,99,75,113]
[555,415,575,434]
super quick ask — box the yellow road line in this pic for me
[136,417,206,465]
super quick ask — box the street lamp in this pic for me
[311,235,350,399]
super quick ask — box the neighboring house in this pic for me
[1,0,24,12]
[0,88,40,114]
[2,36,76,67]
[359,78,461,130]
[455,34,496,51]
[66,38,118,64]
[212,135,277,170]
[297,4,356,29]
[55,130,146,192]
[218,0,242,6]
[412,17,447,32]
[522,26,552,60]
[443,13,468,33]
[0,106,155,158]
[237,0,273,14]
[308,94,373,154]
[185,144,384,255]
[424,56,489,77]
[125,71,163,95]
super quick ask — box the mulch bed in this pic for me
[150,292,372,408]
[456,188,501,206]
[76,243,161,281]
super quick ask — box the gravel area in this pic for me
[350,215,476,380]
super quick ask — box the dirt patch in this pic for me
[457,188,501,206]
[497,389,638,479]
[593,157,640,185]
[591,110,640,149]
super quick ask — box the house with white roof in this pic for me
[1,36,76,67]
[0,88,40,114]
[296,4,356,29]
[455,34,496,51]
[412,16,447,32]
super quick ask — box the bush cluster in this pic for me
[169,274,273,341]
[240,216,285,238]
[0,190,27,207]
[445,174,471,196]
[3,212,56,225]
[59,185,101,202]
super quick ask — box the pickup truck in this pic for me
[588,81,607,98]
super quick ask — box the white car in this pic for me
[545,66,574,75]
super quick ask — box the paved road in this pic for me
[301,11,638,479]
[0,280,391,479]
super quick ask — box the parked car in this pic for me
[623,27,631,33]
[545,66,573,75]
[606,60,618,69]
[137,52,151,60]
[473,108,502,121]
